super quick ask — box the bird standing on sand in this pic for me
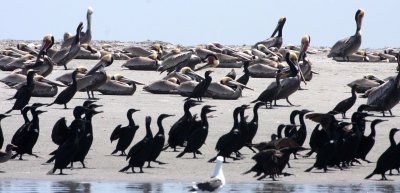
[110,109,140,156]
[329,85,357,118]
[0,144,17,164]
[47,69,80,109]
[328,9,365,60]
[185,70,213,101]
[5,70,36,114]
[190,156,225,193]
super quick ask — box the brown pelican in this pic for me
[248,63,279,78]
[12,74,64,97]
[121,53,159,71]
[61,7,93,48]
[207,82,242,100]
[96,74,143,95]
[219,76,253,91]
[254,17,286,49]
[52,22,83,70]
[77,54,114,98]
[158,51,193,74]
[16,43,39,56]
[328,9,365,60]
[195,47,241,66]
[251,72,282,108]
[55,66,87,85]
[274,52,302,106]
[363,68,400,116]
[298,35,315,81]
[348,75,384,93]
[0,54,35,71]
[143,78,179,94]
[162,67,196,83]
[123,44,163,57]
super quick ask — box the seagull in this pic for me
[190,156,225,193]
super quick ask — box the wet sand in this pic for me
[0,50,399,184]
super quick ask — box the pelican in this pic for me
[254,17,286,49]
[248,63,279,78]
[76,43,101,60]
[123,44,163,57]
[162,67,198,83]
[328,9,365,61]
[77,54,114,98]
[158,51,193,74]
[348,75,384,93]
[55,66,87,85]
[363,56,400,116]
[16,43,39,56]
[219,76,253,91]
[0,54,35,71]
[207,82,242,100]
[143,78,180,94]
[52,22,83,70]
[61,7,93,48]
[12,74,64,97]
[96,74,143,95]
[121,53,159,71]
[298,35,315,81]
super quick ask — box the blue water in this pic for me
[0,180,397,193]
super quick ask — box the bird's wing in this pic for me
[51,117,70,145]
[328,36,351,57]
[110,124,122,141]
[367,79,395,106]
[76,73,102,91]
[127,141,145,160]
[159,51,192,73]
[195,178,222,192]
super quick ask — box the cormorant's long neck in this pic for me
[351,86,356,98]
[27,75,34,87]
[72,72,78,86]
[289,111,298,125]
[85,113,94,133]
[251,105,260,124]
[23,111,30,123]
[184,105,192,119]
[390,132,397,147]
[31,113,40,128]
[277,126,284,139]
[145,122,152,138]
[73,26,81,45]
[157,118,165,134]
[200,110,209,128]
[298,113,307,132]
[127,113,134,126]
[232,109,240,130]
[369,122,377,138]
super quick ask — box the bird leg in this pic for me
[304,166,313,172]
[361,159,372,163]
[246,145,257,153]
[131,167,135,173]
[193,152,197,159]
[63,64,68,70]
[139,167,144,173]
[86,90,91,99]
[147,161,153,168]
[381,174,388,180]
[81,161,86,168]
[389,110,393,116]
[64,104,68,109]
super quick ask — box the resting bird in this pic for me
[328,9,365,60]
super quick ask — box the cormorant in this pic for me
[329,85,357,118]
[119,116,153,173]
[236,60,250,85]
[11,104,46,160]
[47,106,87,175]
[185,70,213,101]
[164,100,199,151]
[71,104,102,168]
[47,69,79,109]
[177,105,215,158]
[146,114,174,167]
[110,108,140,156]
[365,128,400,180]
[355,119,386,163]
[5,70,36,114]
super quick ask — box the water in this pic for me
[0,180,398,193]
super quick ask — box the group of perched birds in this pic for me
[0,6,399,193]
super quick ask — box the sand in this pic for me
[0,49,399,184]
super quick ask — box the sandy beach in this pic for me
[0,44,399,185]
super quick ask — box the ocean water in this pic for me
[0,180,397,193]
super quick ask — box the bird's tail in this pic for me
[5,109,13,114]
[49,149,57,155]
[189,183,198,192]
[176,151,185,158]
[111,149,118,155]
[46,156,56,164]
[6,97,14,101]
[365,172,374,179]
[242,169,252,175]
[162,144,170,151]
[46,103,55,107]
[119,165,130,172]
[250,99,258,103]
